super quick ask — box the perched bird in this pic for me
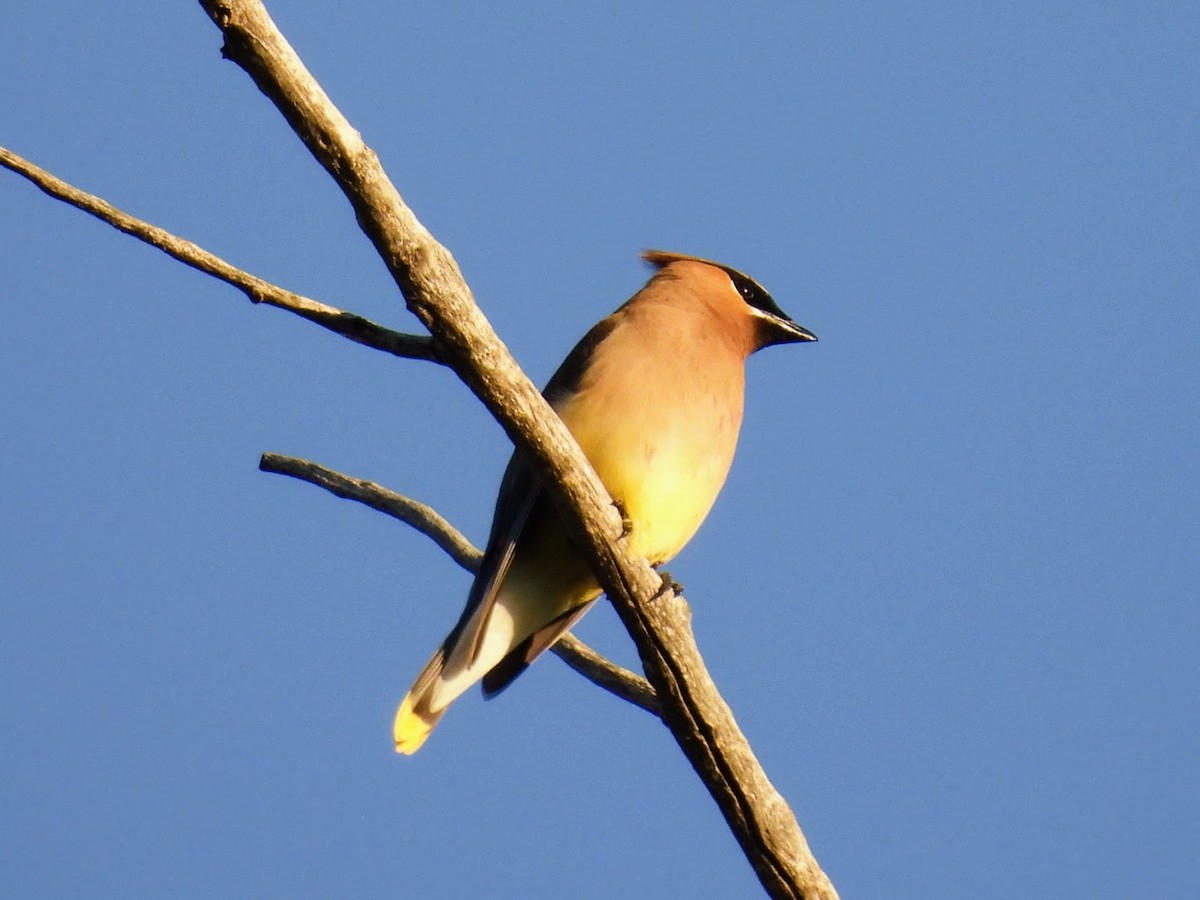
[394,250,816,753]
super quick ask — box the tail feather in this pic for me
[393,691,445,755]
[481,600,595,698]
[393,648,448,755]
[393,593,530,753]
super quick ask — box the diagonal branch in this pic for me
[0,145,437,363]
[257,452,659,715]
[200,2,836,897]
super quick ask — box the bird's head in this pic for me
[642,249,817,350]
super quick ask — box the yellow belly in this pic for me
[561,386,741,566]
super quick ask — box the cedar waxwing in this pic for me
[394,250,816,753]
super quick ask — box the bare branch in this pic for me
[257,452,659,714]
[199,3,837,896]
[259,451,479,571]
[0,145,437,363]
[552,634,660,715]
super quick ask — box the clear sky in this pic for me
[2,3,1197,898]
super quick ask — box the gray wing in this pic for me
[442,450,541,668]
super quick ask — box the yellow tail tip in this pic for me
[393,695,434,755]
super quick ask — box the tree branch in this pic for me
[259,451,479,571]
[0,145,436,363]
[198,2,836,896]
[552,633,660,715]
[257,452,659,715]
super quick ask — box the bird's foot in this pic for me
[612,498,634,539]
[653,568,683,600]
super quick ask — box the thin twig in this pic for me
[553,634,659,715]
[258,452,659,714]
[0,145,437,363]
[260,452,479,571]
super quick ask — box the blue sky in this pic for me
[3,3,1197,897]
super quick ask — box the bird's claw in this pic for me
[612,498,634,539]
[653,568,683,600]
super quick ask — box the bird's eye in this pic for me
[732,277,756,304]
